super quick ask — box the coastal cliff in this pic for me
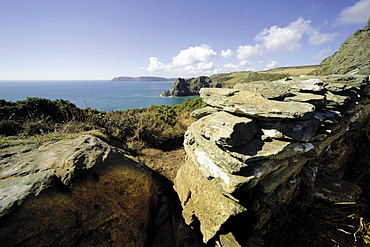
[161,76,221,97]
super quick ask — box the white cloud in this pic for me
[147,45,219,75]
[175,63,215,75]
[147,57,169,72]
[236,44,261,60]
[308,30,338,46]
[264,60,279,70]
[220,49,234,58]
[238,60,252,67]
[222,63,240,70]
[336,0,370,25]
[255,17,311,52]
[254,17,336,52]
[313,46,332,61]
[172,44,217,66]
[197,61,215,70]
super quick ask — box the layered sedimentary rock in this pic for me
[174,75,370,246]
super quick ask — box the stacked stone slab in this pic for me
[174,75,370,246]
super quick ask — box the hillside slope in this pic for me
[313,18,370,75]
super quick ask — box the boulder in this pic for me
[0,135,154,246]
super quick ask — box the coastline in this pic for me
[0,80,194,112]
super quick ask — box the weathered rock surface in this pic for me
[194,111,257,148]
[260,118,321,141]
[313,18,370,75]
[175,158,246,243]
[174,74,370,245]
[0,135,153,246]
[190,106,219,119]
[0,134,203,247]
[200,88,316,121]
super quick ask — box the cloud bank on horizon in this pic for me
[147,0,370,77]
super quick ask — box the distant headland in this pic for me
[111,76,176,81]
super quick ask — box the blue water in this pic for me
[0,80,198,112]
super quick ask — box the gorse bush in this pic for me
[99,97,206,150]
[0,98,82,123]
[0,97,206,151]
[0,98,84,136]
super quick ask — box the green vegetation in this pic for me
[210,71,290,88]
[0,97,206,152]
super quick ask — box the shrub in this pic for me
[0,120,21,136]
[0,96,206,152]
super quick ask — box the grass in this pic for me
[210,70,303,88]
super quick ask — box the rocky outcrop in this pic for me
[0,134,203,247]
[174,75,370,246]
[313,18,370,75]
[161,76,220,97]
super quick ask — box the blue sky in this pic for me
[0,0,369,80]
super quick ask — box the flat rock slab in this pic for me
[284,92,327,108]
[325,75,369,92]
[200,88,316,121]
[234,81,291,99]
[194,111,257,148]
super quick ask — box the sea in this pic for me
[0,80,198,112]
